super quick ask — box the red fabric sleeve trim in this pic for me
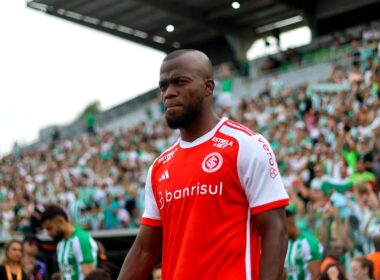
[250,199,289,215]
[140,217,162,227]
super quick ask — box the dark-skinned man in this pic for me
[118,49,289,280]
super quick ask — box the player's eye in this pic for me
[159,81,168,91]
[173,78,186,86]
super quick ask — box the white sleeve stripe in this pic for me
[72,237,83,263]
[142,166,161,220]
[302,239,312,262]
[220,125,288,208]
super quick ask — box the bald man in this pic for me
[117,49,289,280]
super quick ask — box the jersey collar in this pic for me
[179,117,228,149]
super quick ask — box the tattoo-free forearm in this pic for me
[117,241,160,280]
[253,209,288,280]
[117,226,162,280]
[259,223,288,280]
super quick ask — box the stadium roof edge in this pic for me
[27,0,380,64]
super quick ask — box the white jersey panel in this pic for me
[142,166,161,220]
[219,125,288,209]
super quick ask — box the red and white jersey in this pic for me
[141,117,289,280]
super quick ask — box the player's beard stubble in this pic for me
[165,95,203,129]
[52,229,65,243]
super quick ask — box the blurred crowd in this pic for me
[260,21,380,75]
[1,21,380,280]
[0,121,179,237]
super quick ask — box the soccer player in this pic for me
[41,205,98,280]
[117,49,289,280]
[284,210,322,280]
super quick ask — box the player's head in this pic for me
[40,205,70,243]
[1,240,23,265]
[159,49,215,129]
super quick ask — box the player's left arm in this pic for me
[308,260,321,280]
[73,234,98,276]
[252,207,288,280]
[236,133,289,280]
[304,235,322,280]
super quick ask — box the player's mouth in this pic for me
[165,102,183,112]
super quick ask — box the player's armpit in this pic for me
[81,263,95,276]
[308,260,321,280]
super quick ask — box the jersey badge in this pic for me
[202,152,223,173]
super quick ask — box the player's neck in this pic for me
[64,223,75,240]
[289,229,300,240]
[180,112,220,142]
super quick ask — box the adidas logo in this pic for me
[158,170,170,182]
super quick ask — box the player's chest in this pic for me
[152,143,245,210]
[59,241,76,265]
[155,144,237,188]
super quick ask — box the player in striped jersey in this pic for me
[41,205,98,280]
[284,210,322,280]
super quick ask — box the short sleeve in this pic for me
[303,237,322,263]
[237,134,289,215]
[72,234,97,264]
[141,166,162,226]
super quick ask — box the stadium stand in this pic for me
[4,0,380,277]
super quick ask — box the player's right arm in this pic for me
[118,166,163,280]
[117,225,162,280]
[308,260,321,280]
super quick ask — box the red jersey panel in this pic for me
[141,118,289,280]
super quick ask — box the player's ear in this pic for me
[204,79,215,97]
[55,216,65,225]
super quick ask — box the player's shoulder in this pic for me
[221,119,258,137]
[299,231,319,245]
[153,139,180,167]
[73,225,91,240]
[219,119,268,147]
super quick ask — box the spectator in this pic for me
[351,256,373,280]
[0,240,28,280]
[22,235,46,280]
[320,240,347,277]
[320,264,346,280]
[368,235,380,280]
[215,63,233,113]
[103,194,120,230]
[151,263,162,280]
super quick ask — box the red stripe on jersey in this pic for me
[140,217,162,227]
[224,122,254,136]
[230,120,258,135]
[250,199,289,215]
[225,121,256,136]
